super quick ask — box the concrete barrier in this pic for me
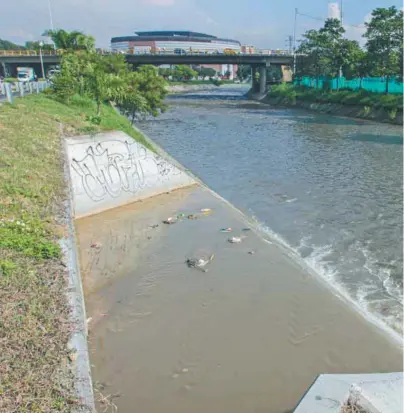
[65,131,196,218]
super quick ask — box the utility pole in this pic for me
[339,0,343,78]
[47,0,56,50]
[293,8,297,75]
[286,35,293,54]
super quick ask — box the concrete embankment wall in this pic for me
[65,131,196,218]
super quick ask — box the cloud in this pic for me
[141,0,175,5]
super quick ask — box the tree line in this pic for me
[295,6,403,93]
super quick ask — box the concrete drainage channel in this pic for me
[63,129,402,413]
[63,130,196,411]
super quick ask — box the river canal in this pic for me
[138,86,403,337]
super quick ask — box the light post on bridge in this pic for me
[39,41,45,79]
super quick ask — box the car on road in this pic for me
[17,67,36,82]
[174,48,187,55]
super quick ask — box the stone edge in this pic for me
[61,135,95,412]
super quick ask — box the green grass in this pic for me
[0,92,154,411]
[268,84,403,110]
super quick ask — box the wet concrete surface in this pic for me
[75,186,403,413]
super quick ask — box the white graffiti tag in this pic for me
[71,140,182,202]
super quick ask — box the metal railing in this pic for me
[0,80,51,103]
[0,49,293,57]
[0,49,66,56]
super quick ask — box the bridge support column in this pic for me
[259,65,267,94]
[251,65,259,92]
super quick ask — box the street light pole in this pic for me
[293,8,298,75]
[39,42,45,79]
[47,0,56,50]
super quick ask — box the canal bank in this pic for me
[261,85,403,125]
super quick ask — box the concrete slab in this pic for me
[294,372,403,413]
[65,131,195,218]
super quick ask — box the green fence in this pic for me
[295,76,403,94]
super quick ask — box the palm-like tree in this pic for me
[43,29,95,51]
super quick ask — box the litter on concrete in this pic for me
[163,217,177,224]
[228,236,243,244]
[90,242,102,249]
[186,254,215,272]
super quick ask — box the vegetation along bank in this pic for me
[265,84,403,124]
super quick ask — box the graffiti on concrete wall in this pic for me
[71,139,183,202]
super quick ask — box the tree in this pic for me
[121,65,167,122]
[0,39,25,50]
[44,29,95,51]
[158,67,172,79]
[171,65,197,80]
[237,65,251,81]
[198,67,216,79]
[25,41,53,51]
[364,6,403,93]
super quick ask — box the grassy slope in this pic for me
[0,94,148,412]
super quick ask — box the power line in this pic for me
[296,10,366,29]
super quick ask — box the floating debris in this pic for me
[228,237,243,244]
[200,208,212,213]
[242,228,251,232]
[149,224,159,229]
[163,217,177,225]
[177,213,185,218]
[248,250,255,255]
[220,228,232,233]
[187,214,196,220]
[181,368,189,373]
[186,254,214,272]
[90,242,102,249]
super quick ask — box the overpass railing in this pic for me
[0,49,66,56]
[0,49,293,57]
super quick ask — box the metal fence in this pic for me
[295,76,403,94]
[0,81,51,103]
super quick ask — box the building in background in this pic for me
[111,31,241,80]
[241,45,256,54]
[111,31,241,55]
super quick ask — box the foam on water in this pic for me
[251,219,403,346]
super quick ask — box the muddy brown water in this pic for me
[76,186,402,413]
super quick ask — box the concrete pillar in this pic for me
[259,65,267,94]
[19,82,24,97]
[251,65,259,92]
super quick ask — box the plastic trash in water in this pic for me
[242,228,251,232]
[186,254,214,272]
[220,228,232,233]
[228,236,243,244]
[177,213,185,218]
[200,208,212,213]
[163,217,177,224]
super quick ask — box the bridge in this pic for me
[0,51,293,95]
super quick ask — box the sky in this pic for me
[1,0,402,49]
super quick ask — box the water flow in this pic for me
[138,87,403,335]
